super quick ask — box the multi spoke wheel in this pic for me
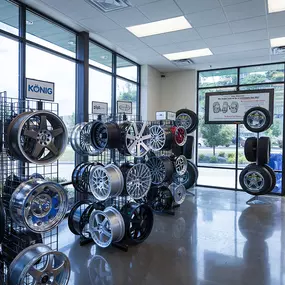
[7,111,68,164]
[173,171,189,185]
[175,155,188,175]
[147,186,173,212]
[149,125,166,151]
[9,244,70,285]
[125,122,151,157]
[173,126,187,146]
[121,203,153,244]
[244,107,272,133]
[89,164,124,201]
[169,183,186,205]
[243,171,265,192]
[9,179,68,233]
[146,156,174,185]
[125,163,152,199]
[247,111,266,129]
[90,121,108,151]
[89,207,125,248]
[176,113,192,130]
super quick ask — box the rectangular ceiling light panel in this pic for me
[268,0,285,13]
[126,16,191,38]
[270,37,285,47]
[164,48,213,61]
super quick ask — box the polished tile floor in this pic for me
[59,188,285,285]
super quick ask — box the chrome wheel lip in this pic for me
[246,110,266,129]
[169,183,186,205]
[149,125,166,151]
[89,207,125,248]
[9,243,70,285]
[9,179,68,233]
[70,123,86,155]
[125,122,151,157]
[9,111,68,165]
[175,155,188,176]
[126,163,152,199]
[176,113,192,130]
[243,171,265,192]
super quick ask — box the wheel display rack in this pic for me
[0,93,60,285]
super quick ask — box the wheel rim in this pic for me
[126,164,152,199]
[89,207,125,248]
[169,183,186,205]
[173,171,189,185]
[125,122,151,157]
[80,122,100,155]
[246,110,266,129]
[9,244,70,285]
[243,171,265,192]
[176,113,192,130]
[148,186,173,212]
[175,155,188,175]
[146,157,166,185]
[174,127,187,146]
[88,256,113,285]
[71,123,85,155]
[7,111,68,164]
[91,121,108,151]
[9,179,68,233]
[149,125,166,151]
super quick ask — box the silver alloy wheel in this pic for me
[89,207,125,248]
[7,111,68,164]
[176,113,192,130]
[246,110,266,129]
[173,171,189,185]
[243,171,265,192]
[125,122,151,157]
[126,163,152,199]
[146,156,166,185]
[9,244,70,285]
[9,179,68,233]
[169,183,186,205]
[89,164,124,201]
[175,155,188,175]
[70,123,85,155]
[149,125,166,151]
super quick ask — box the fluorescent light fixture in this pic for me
[126,16,191,38]
[270,37,285,47]
[268,0,285,13]
[164,48,213,61]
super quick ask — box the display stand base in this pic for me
[186,190,195,197]
[112,242,128,252]
[80,236,93,246]
[246,196,271,206]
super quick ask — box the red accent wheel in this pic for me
[171,126,187,146]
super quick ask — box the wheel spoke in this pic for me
[40,115,48,129]
[142,134,151,140]
[24,129,38,139]
[126,134,136,140]
[32,143,44,158]
[52,261,65,277]
[139,122,146,137]
[29,266,43,280]
[51,127,63,137]
[47,142,59,155]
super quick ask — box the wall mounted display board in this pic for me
[26,78,55,101]
[205,89,274,124]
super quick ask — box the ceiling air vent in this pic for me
[271,46,285,55]
[172,58,194,66]
[86,0,132,12]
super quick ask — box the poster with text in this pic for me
[205,89,274,124]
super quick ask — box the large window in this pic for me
[0,0,18,35]
[197,64,285,194]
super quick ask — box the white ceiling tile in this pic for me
[197,23,232,38]
[106,8,149,27]
[211,40,270,54]
[130,0,160,6]
[268,25,285,39]
[230,16,267,33]
[138,0,182,21]
[130,47,161,58]
[140,29,201,46]
[174,0,221,15]
[153,39,208,54]
[224,0,265,21]
[220,0,251,6]
[205,29,268,47]
[271,54,285,62]
[185,8,227,27]
[99,29,139,43]
[116,38,148,51]
[79,15,119,33]
[268,11,285,28]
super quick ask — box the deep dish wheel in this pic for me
[175,109,198,133]
[169,183,186,205]
[9,244,70,285]
[175,155,188,175]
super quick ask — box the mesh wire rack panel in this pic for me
[0,93,59,284]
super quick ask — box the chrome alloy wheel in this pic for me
[246,110,266,130]
[243,171,265,192]
[175,113,192,130]
[149,125,166,151]
[175,155,188,176]
[169,183,186,205]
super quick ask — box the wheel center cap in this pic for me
[41,275,49,283]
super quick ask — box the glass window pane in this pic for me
[197,168,236,188]
[0,0,18,35]
[117,78,137,117]
[89,42,112,72]
[199,68,238,88]
[240,64,284,85]
[26,45,76,191]
[117,56,138,82]
[0,35,18,97]
[26,11,76,57]
[89,68,112,115]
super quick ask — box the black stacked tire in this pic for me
[176,109,198,134]
[244,137,257,162]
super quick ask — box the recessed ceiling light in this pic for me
[164,48,213,61]
[270,37,285,47]
[26,20,33,25]
[268,0,285,13]
[68,41,75,46]
[126,16,191,38]
[100,55,108,60]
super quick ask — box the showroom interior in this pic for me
[1,0,285,284]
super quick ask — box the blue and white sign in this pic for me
[26,78,55,102]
